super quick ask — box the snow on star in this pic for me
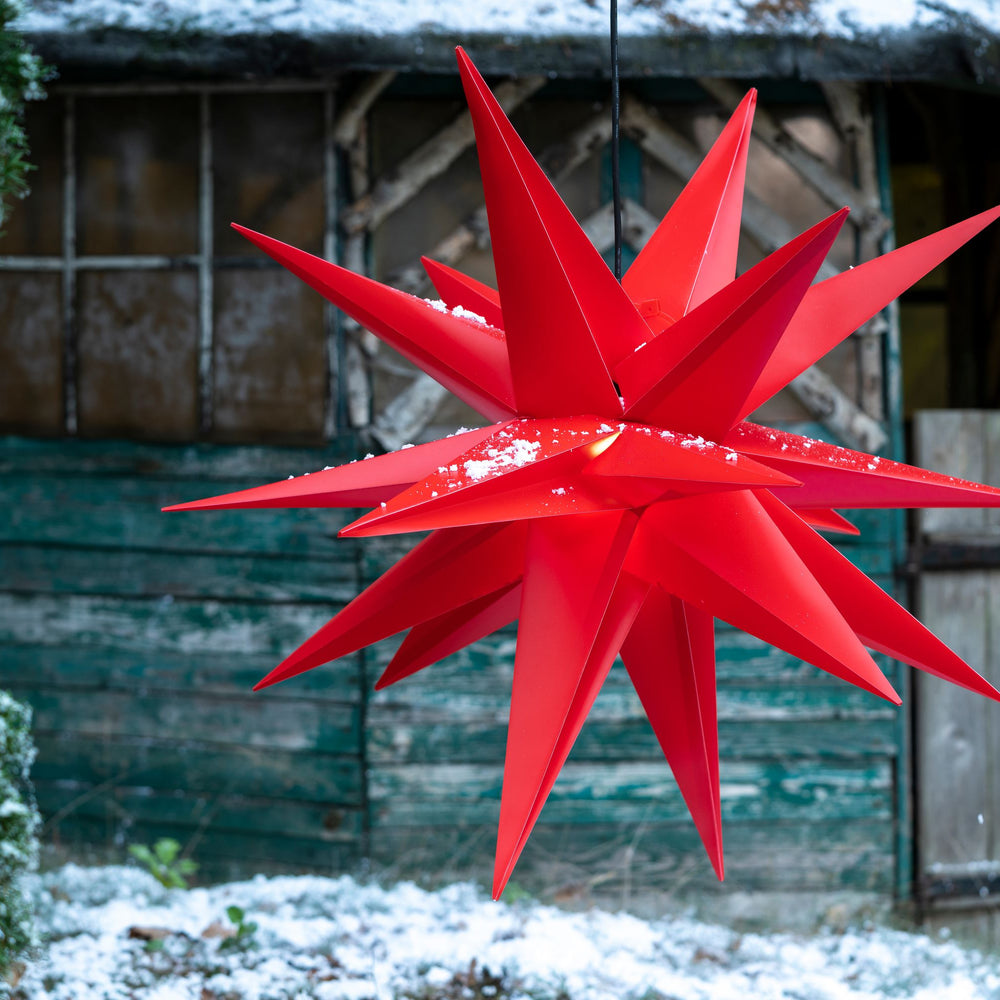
[166,48,1000,898]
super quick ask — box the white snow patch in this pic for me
[463,438,541,480]
[16,0,1000,43]
[17,865,1000,1000]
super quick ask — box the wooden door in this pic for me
[913,411,1000,941]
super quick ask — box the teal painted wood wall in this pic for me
[0,431,906,896]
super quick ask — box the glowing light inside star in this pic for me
[166,47,1000,898]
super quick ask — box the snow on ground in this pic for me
[12,864,1000,1000]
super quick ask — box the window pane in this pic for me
[213,93,324,258]
[213,269,325,441]
[76,96,199,256]
[0,273,62,431]
[78,271,198,438]
[0,99,63,256]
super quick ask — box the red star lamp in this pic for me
[167,49,1000,898]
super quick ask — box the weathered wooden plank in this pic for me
[367,718,898,767]
[371,819,895,894]
[0,474,358,556]
[4,545,360,603]
[0,593,338,657]
[368,665,898,721]
[47,815,366,878]
[697,77,889,235]
[1,646,360,701]
[32,735,362,805]
[914,411,992,539]
[918,572,994,869]
[45,816,364,878]
[35,781,364,842]
[785,365,888,454]
[368,759,891,825]
[16,687,360,755]
[0,435,363,479]
[333,71,397,147]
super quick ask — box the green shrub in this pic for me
[0,0,50,232]
[0,691,40,977]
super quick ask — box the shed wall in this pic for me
[0,431,904,898]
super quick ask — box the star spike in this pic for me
[162,427,501,512]
[742,204,1000,416]
[457,48,645,410]
[254,522,528,690]
[628,492,900,703]
[758,492,1000,701]
[796,509,860,536]
[340,418,623,537]
[623,89,756,322]
[493,511,639,898]
[421,256,504,329]
[618,208,848,440]
[731,422,1000,509]
[622,590,723,878]
[497,570,650,898]
[377,582,522,689]
[232,224,516,421]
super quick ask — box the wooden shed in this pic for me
[4,0,1000,927]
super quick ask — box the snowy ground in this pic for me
[12,865,1000,1000]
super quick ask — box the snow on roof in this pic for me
[18,0,1000,82]
[18,0,1000,40]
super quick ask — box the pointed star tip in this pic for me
[974,676,1000,703]
[161,499,211,512]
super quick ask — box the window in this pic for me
[0,84,342,444]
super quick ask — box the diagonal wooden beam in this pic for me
[696,77,890,239]
[622,96,838,283]
[389,107,613,294]
[341,75,546,236]
[622,95,887,450]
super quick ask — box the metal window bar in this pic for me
[198,92,214,436]
[62,94,77,436]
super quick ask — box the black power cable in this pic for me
[610,0,622,282]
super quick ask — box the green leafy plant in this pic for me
[218,905,258,952]
[0,0,50,232]
[0,690,40,979]
[128,838,198,890]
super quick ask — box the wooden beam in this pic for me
[370,109,619,446]
[787,365,888,453]
[333,71,396,147]
[341,75,545,236]
[697,77,890,239]
[624,94,891,445]
[821,80,887,422]
[621,96,839,283]
[390,108,613,295]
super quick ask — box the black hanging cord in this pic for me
[610,0,623,282]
